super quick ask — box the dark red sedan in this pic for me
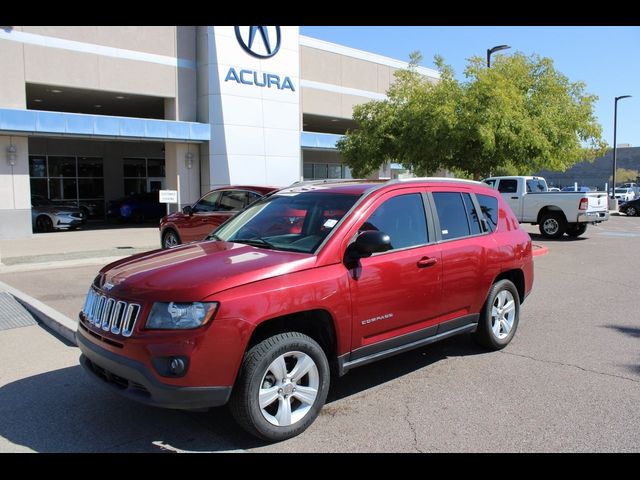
[159,185,278,248]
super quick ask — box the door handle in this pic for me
[417,257,438,268]
[511,196,518,199]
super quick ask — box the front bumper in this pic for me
[577,210,609,223]
[76,329,232,410]
[54,214,86,228]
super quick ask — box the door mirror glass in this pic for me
[182,205,193,215]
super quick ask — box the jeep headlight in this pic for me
[146,302,218,330]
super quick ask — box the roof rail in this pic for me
[286,178,377,188]
[385,176,484,186]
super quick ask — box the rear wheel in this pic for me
[229,332,330,442]
[472,279,520,350]
[566,223,587,237]
[162,229,180,248]
[35,215,53,233]
[539,212,566,239]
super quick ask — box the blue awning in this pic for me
[0,108,210,142]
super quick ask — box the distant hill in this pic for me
[535,147,640,190]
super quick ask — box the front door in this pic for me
[346,191,443,356]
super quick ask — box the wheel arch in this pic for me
[162,227,181,244]
[246,309,338,369]
[537,206,567,225]
[492,269,525,303]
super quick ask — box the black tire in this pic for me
[162,229,181,249]
[472,279,520,350]
[80,206,90,219]
[35,215,53,233]
[566,223,587,237]
[538,212,567,239]
[626,206,637,216]
[229,332,330,442]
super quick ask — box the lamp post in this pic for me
[611,95,632,198]
[487,44,511,68]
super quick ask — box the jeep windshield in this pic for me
[209,191,360,253]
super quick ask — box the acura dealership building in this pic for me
[0,26,439,238]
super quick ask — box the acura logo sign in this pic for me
[235,26,281,59]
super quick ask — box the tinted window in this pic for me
[462,193,482,235]
[219,191,248,211]
[433,192,471,240]
[498,179,518,193]
[477,194,499,232]
[483,178,496,188]
[360,194,428,250]
[195,191,221,212]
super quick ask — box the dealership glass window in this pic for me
[28,156,104,214]
[123,158,165,195]
[303,163,353,180]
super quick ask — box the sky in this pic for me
[300,26,640,149]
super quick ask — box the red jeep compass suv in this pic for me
[77,178,533,441]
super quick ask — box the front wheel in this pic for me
[472,279,520,350]
[162,229,180,248]
[229,332,330,442]
[566,223,587,237]
[626,206,637,216]
[539,212,566,239]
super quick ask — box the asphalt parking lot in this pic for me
[0,215,639,452]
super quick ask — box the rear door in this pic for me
[430,189,495,325]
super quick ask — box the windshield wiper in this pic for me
[233,237,276,249]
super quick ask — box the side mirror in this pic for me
[344,230,391,268]
[182,205,193,216]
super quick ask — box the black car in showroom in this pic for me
[619,198,640,216]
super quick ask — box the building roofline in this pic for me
[299,35,441,80]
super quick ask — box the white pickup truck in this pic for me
[483,176,609,239]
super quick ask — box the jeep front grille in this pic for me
[82,288,141,337]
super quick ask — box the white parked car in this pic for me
[612,188,635,202]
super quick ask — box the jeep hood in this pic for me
[98,241,316,301]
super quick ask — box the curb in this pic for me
[0,255,132,274]
[0,279,77,345]
[532,244,549,257]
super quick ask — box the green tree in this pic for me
[610,168,639,184]
[337,52,607,179]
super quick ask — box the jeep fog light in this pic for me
[146,302,218,329]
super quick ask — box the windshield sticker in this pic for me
[323,219,338,228]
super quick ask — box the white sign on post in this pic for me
[159,190,178,203]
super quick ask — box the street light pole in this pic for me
[612,95,632,198]
[487,44,511,68]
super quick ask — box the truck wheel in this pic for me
[566,223,587,237]
[539,212,566,239]
[229,332,330,442]
[472,279,520,350]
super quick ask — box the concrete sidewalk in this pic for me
[0,225,160,273]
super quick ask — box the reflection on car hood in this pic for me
[98,240,316,301]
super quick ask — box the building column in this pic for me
[164,143,201,212]
[0,135,32,239]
